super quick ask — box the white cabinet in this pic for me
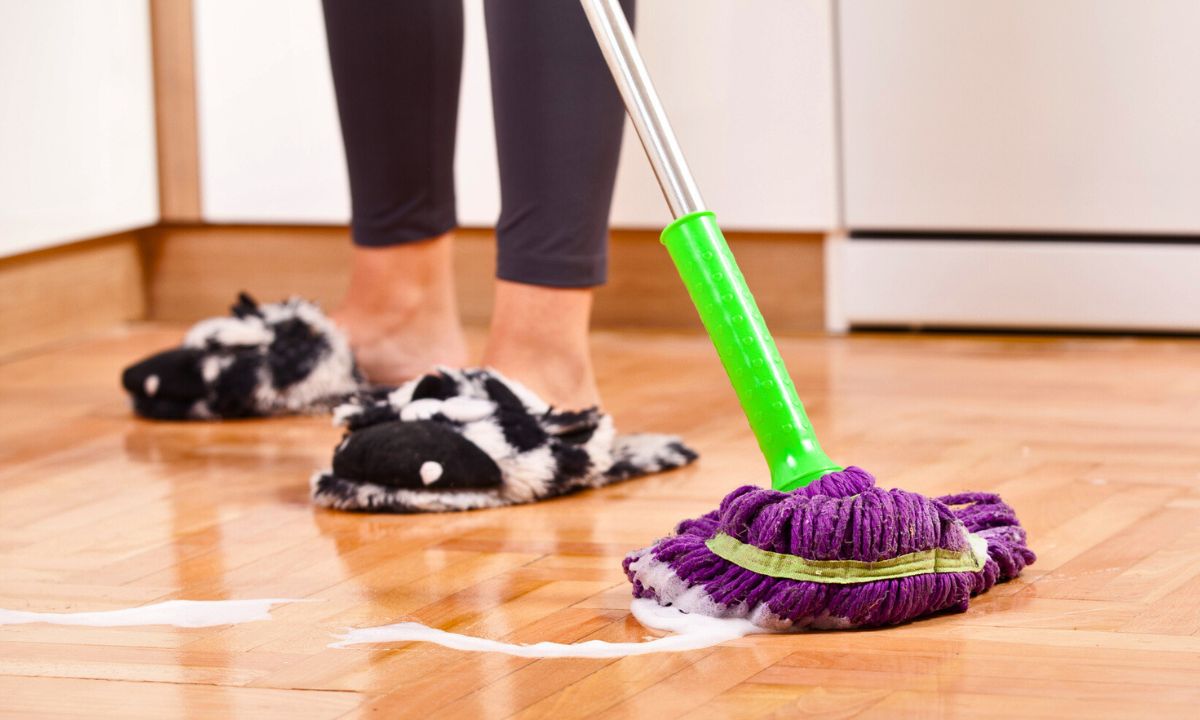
[194,0,838,231]
[832,0,1200,332]
[193,0,347,225]
[839,0,1200,233]
[0,0,158,257]
[828,238,1200,332]
[612,0,837,230]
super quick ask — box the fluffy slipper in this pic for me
[311,368,698,513]
[122,293,363,420]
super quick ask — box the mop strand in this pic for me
[623,467,1035,630]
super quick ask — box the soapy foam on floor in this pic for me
[0,598,766,657]
[0,599,304,628]
[329,598,765,658]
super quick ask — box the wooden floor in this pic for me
[1,325,1199,719]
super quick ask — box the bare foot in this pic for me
[481,280,601,411]
[332,235,467,385]
[333,306,467,386]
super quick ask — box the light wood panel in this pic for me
[142,224,825,331]
[1,326,1198,718]
[0,233,146,359]
[149,0,202,222]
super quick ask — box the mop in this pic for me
[581,0,1035,629]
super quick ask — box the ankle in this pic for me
[337,234,456,313]
[331,234,468,384]
[482,280,600,409]
[333,288,454,340]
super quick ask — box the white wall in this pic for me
[0,0,158,257]
[194,0,838,231]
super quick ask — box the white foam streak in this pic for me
[0,599,303,628]
[329,598,761,658]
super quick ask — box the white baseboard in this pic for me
[829,238,1200,332]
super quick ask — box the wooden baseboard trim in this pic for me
[143,224,825,331]
[0,232,147,359]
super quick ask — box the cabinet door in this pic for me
[0,0,157,256]
[194,0,346,224]
[839,0,1200,233]
[195,0,837,231]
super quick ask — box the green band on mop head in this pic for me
[704,532,988,585]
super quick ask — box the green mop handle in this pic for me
[580,0,843,491]
[660,213,842,490]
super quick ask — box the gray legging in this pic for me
[322,0,636,288]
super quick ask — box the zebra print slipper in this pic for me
[311,368,698,513]
[121,293,364,420]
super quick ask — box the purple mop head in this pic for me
[623,467,1035,630]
